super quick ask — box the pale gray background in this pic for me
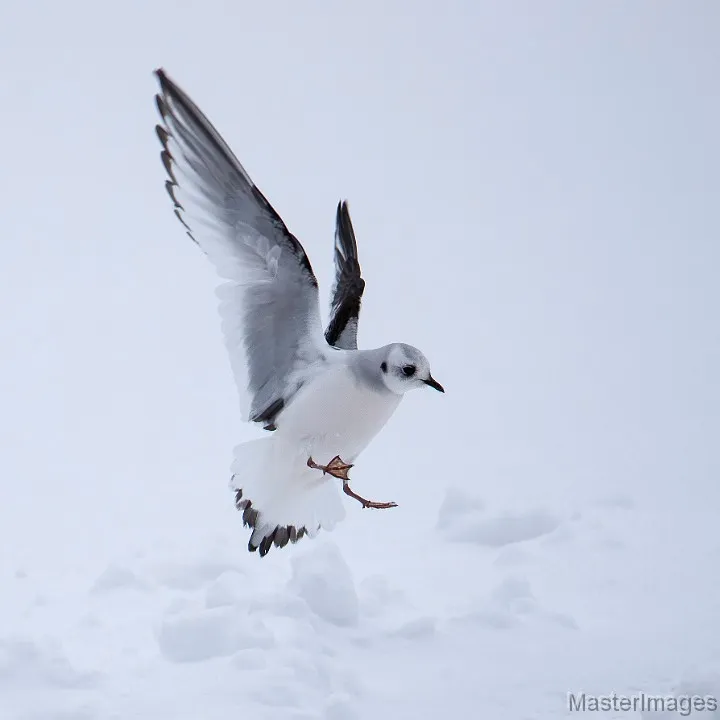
[2,1,717,548]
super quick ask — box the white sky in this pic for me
[1,1,718,566]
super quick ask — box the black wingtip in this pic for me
[154,68,183,106]
[336,201,356,251]
[258,532,276,557]
[154,68,172,98]
[336,199,351,223]
[235,488,311,558]
[155,124,169,145]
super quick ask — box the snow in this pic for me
[289,544,360,627]
[438,487,562,546]
[3,487,718,719]
[2,2,719,719]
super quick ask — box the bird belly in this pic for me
[276,365,401,463]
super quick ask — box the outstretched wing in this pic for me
[154,68,326,429]
[324,201,365,349]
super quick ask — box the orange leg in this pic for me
[307,456,398,510]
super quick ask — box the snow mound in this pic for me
[455,575,578,631]
[204,570,247,609]
[19,708,100,720]
[0,636,98,689]
[157,607,274,662]
[90,564,149,594]
[437,487,561,546]
[289,543,359,627]
[154,558,244,591]
[390,617,437,640]
[358,574,407,618]
[324,695,359,720]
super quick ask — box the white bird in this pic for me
[154,69,444,556]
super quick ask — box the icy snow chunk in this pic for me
[155,559,243,591]
[436,486,485,530]
[289,543,359,627]
[163,596,194,615]
[204,570,246,609]
[231,648,267,671]
[490,577,535,613]
[251,682,302,708]
[464,510,559,546]
[594,493,636,510]
[91,563,149,594]
[391,616,437,640]
[443,507,561,546]
[358,574,406,618]
[324,695,359,720]
[0,636,98,689]
[543,611,579,629]
[540,521,576,546]
[157,607,274,662]
[437,487,562,546]
[493,546,533,567]
[20,707,99,720]
[247,591,311,620]
[456,576,578,631]
[283,651,331,690]
[458,609,519,630]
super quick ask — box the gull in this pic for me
[153,69,444,556]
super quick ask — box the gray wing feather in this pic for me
[324,201,365,350]
[154,68,325,427]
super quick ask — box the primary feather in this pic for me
[154,68,326,430]
[325,201,365,349]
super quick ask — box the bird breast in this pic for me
[276,364,401,462]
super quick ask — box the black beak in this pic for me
[423,375,445,393]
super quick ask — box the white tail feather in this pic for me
[230,436,346,555]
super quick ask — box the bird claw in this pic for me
[307,456,397,510]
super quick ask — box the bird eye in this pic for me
[402,364,416,377]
